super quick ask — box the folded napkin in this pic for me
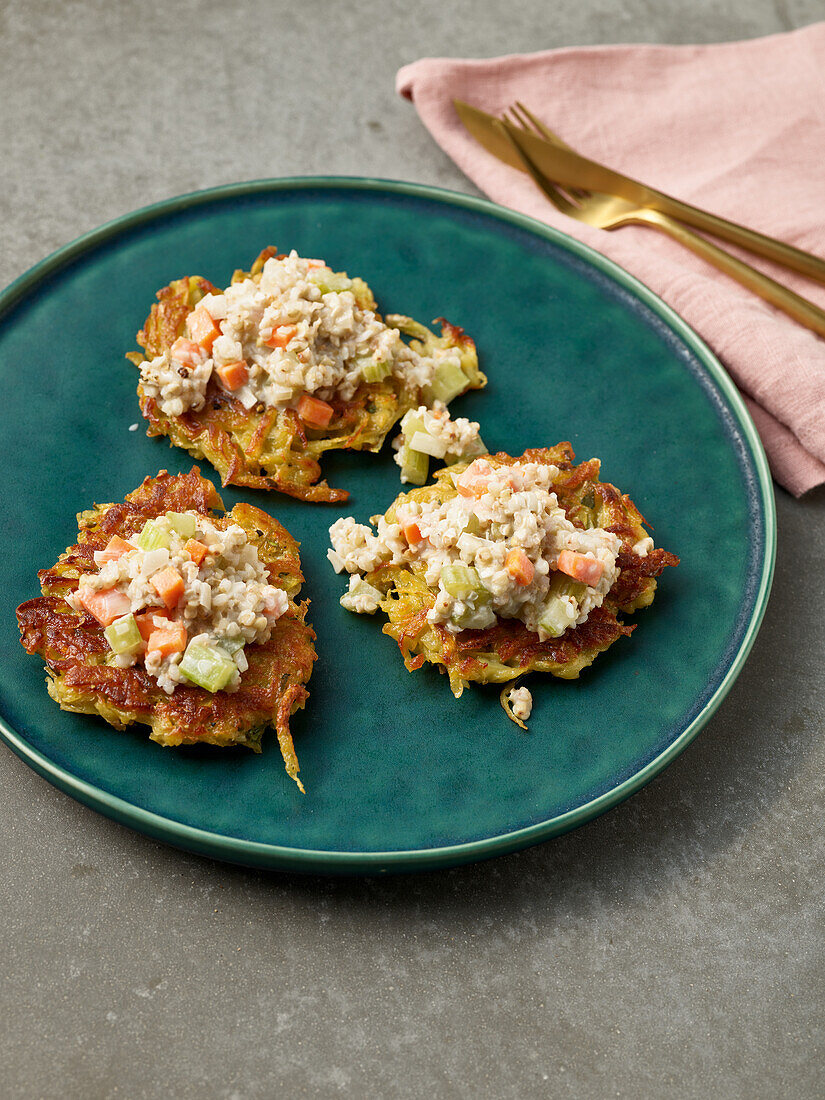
[397,23,825,495]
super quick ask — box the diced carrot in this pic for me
[93,535,133,566]
[186,305,221,351]
[296,393,334,429]
[146,620,188,659]
[305,259,325,269]
[78,587,132,626]
[216,360,249,391]
[185,539,209,566]
[456,460,493,498]
[150,567,185,610]
[556,550,604,587]
[402,522,424,545]
[170,336,206,369]
[505,548,535,586]
[135,609,171,644]
[264,324,298,349]
[456,473,489,498]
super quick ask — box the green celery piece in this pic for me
[360,358,392,384]
[104,613,142,656]
[309,270,352,294]
[462,512,481,537]
[408,431,448,459]
[449,588,493,629]
[450,605,485,629]
[538,596,576,639]
[400,445,429,485]
[216,635,246,657]
[136,519,171,552]
[165,511,197,538]
[441,563,488,601]
[400,412,426,441]
[424,360,468,406]
[547,572,587,602]
[180,642,236,693]
[398,412,430,482]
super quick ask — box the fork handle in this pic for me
[635,209,825,339]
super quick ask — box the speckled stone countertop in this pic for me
[1,2,823,1097]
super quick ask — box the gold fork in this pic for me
[501,102,825,339]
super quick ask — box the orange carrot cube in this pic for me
[456,461,492,498]
[186,305,221,351]
[264,324,298,349]
[402,522,424,545]
[146,620,188,658]
[170,336,206,369]
[216,360,249,391]
[296,393,334,429]
[556,550,604,587]
[150,567,185,610]
[185,539,209,566]
[79,587,132,626]
[93,535,133,565]
[505,548,535,585]
[135,609,170,643]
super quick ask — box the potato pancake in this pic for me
[16,468,316,789]
[328,444,678,718]
[127,248,485,502]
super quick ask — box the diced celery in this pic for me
[399,446,429,486]
[104,613,142,656]
[165,511,197,538]
[450,603,493,630]
[423,360,468,406]
[547,572,587,602]
[216,635,246,657]
[461,512,481,537]
[441,563,488,601]
[136,519,171,551]
[537,596,577,639]
[360,358,392,384]
[409,431,447,459]
[308,270,352,294]
[179,642,236,693]
[400,412,426,441]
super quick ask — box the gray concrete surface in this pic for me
[2,1,823,1097]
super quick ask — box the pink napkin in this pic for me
[397,23,825,495]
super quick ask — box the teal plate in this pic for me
[0,178,775,873]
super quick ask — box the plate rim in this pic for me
[0,175,776,873]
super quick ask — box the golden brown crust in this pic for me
[127,249,486,502]
[16,467,316,788]
[367,444,679,697]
